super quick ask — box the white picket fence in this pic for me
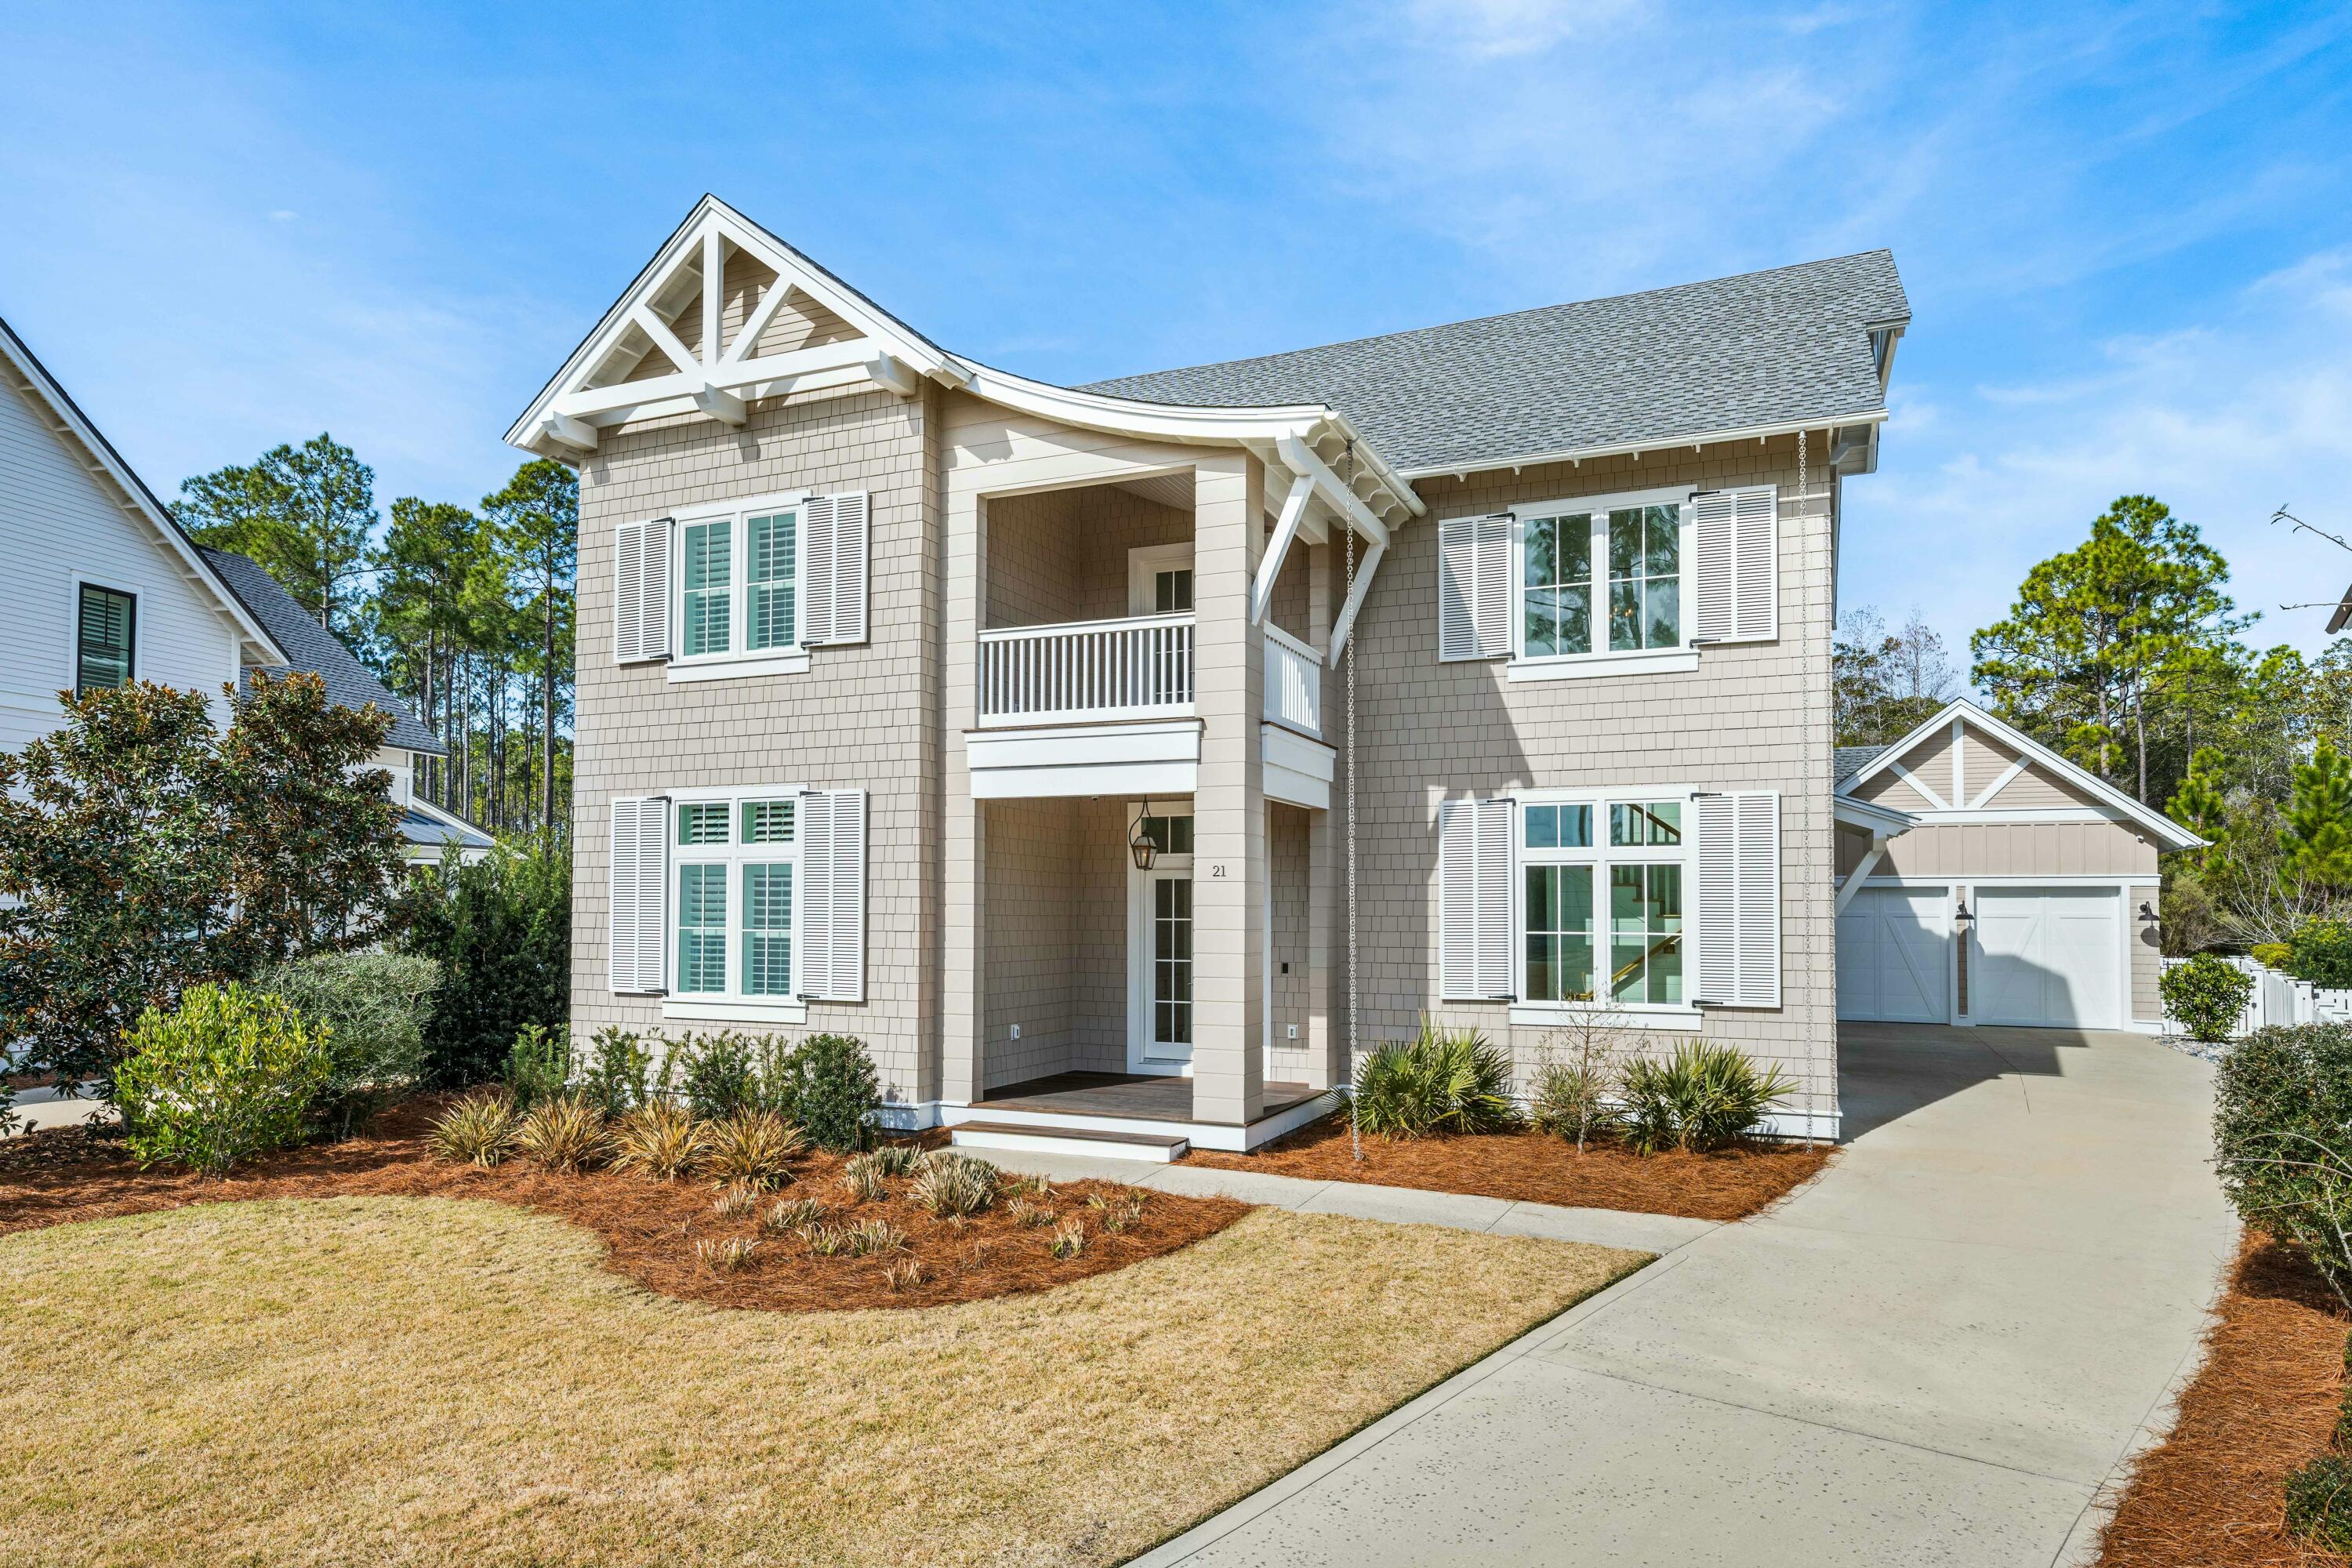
[2164,953,2352,1036]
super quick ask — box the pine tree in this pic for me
[177,435,379,635]
[2282,737,2352,893]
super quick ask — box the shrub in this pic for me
[865,1141,927,1178]
[2285,1454,2352,1551]
[1050,1221,1087,1259]
[1088,1192,1144,1234]
[711,1182,760,1220]
[1531,1059,1617,1151]
[778,1033,882,1152]
[2252,942,2294,972]
[1007,1198,1054,1229]
[2213,1023,2352,1306]
[763,1196,827,1236]
[840,1151,890,1203]
[2161,954,2256,1044]
[844,1216,905,1257]
[1349,1019,1519,1139]
[428,1091,518,1167]
[513,1092,611,1173]
[255,950,440,1138]
[114,982,333,1175]
[406,838,569,1088]
[677,1032,758,1121]
[1006,1172,1053,1201]
[884,1256,925,1292]
[703,1110,804,1190]
[1617,1041,1796,1154]
[2292,920,2352,990]
[696,1236,758,1274]
[802,1222,851,1258]
[580,1026,662,1118]
[612,1101,708,1180]
[910,1152,998,1218]
[506,1022,571,1112]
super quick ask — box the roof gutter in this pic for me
[1395,408,1889,484]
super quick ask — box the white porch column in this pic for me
[1191,451,1267,1125]
[942,491,987,1107]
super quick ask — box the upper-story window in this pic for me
[75,583,136,694]
[1439,481,1779,677]
[680,507,798,661]
[617,488,867,681]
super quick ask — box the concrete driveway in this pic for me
[1134,1024,2238,1567]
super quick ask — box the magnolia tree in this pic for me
[0,672,411,1094]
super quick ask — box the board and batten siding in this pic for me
[1341,434,1839,1118]
[567,383,942,1108]
[0,376,245,753]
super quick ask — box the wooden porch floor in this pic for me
[979,1071,1323,1127]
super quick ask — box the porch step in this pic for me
[950,1120,1190,1163]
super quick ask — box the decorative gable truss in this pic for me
[509,198,967,457]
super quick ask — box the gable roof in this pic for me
[198,546,442,754]
[0,311,284,663]
[1081,251,1909,477]
[1836,699,2205,851]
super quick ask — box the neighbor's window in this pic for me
[681,521,732,658]
[1523,797,1686,1008]
[673,793,799,1001]
[75,584,136,693]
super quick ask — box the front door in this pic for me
[1127,808,1195,1071]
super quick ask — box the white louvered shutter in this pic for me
[1692,486,1777,644]
[797,788,866,1000]
[1694,792,1780,1007]
[800,492,870,648]
[608,797,670,993]
[613,518,672,663]
[1438,514,1512,661]
[1438,797,1514,1000]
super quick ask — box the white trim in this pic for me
[1263,723,1334,811]
[1836,699,2205,851]
[1969,757,2029,809]
[1833,795,1917,833]
[666,651,811,683]
[64,572,138,697]
[1328,539,1385,665]
[1127,542,1196,617]
[662,998,809,1026]
[1886,762,1950,812]
[1909,808,2118,825]
[1508,1004,1703,1029]
[1252,474,1317,623]
[936,1090,1338,1153]
[1506,650,1699,682]
[1126,804,1198,1073]
[1504,486,1699,675]
[1863,873,2156,888]
[1393,410,1890,483]
[967,718,1203,800]
[665,786,808,1012]
[1756,1107,1842,1142]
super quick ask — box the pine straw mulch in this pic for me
[1184,1114,1832,1222]
[0,1099,1249,1313]
[2098,1232,2351,1566]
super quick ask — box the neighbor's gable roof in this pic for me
[198,546,442,754]
[0,311,285,663]
[1836,699,2205,851]
[1081,251,1910,477]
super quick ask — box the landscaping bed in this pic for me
[0,1098,1249,1312]
[2098,1232,2350,1566]
[1188,1112,1831,1221]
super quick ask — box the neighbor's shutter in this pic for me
[1437,513,1512,661]
[608,797,670,993]
[1438,797,1514,1000]
[800,491,870,647]
[1692,485,1777,644]
[1694,791,1780,1007]
[613,517,673,663]
[798,788,866,1000]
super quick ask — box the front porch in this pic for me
[946,1071,1336,1159]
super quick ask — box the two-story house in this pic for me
[0,310,489,866]
[511,197,1962,1158]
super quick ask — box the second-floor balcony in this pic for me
[978,612,1196,728]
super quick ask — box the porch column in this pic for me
[1303,539,1337,1088]
[941,491,987,1108]
[1191,450,1267,1125]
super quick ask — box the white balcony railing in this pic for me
[978,612,1195,727]
[1264,623,1323,737]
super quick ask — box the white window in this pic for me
[633,488,868,681]
[1519,796,1689,1011]
[672,793,801,1007]
[1439,482,1777,680]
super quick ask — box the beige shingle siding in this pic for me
[569,383,940,1108]
[978,797,1132,1087]
[2132,897,2164,1021]
[1874,822,2157,879]
[1339,436,1838,1112]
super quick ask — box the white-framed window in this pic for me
[670,791,801,1008]
[74,581,137,693]
[673,492,808,677]
[1439,481,1778,680]
[615,488,868,679]
[1519,794,1688,1011]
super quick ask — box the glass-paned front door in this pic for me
[1149,873,1194,1058]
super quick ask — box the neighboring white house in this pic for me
[0,310,488,866]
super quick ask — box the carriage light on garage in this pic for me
[1953,898,1973,929]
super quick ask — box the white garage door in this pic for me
[1838,888,1950,1022]
[1971,888,2122,1029]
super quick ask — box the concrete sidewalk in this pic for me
[1112,1025,2235,1567]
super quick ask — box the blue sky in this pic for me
[5,2,2350,673]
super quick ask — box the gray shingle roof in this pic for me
[1080,250,1908,475]
[401,804,492,851]
[1835,745,1886,786]
[198,547,442,754]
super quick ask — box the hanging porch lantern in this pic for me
[1130,802,1160,870]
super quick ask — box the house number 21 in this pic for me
[1209,864,1227,878]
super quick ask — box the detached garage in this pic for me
[1833,701,2203,1033]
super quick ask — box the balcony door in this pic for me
[1128,543,1194,617]
[1127,806,1195,1073]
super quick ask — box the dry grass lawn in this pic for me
[0,1196,1643,1568]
